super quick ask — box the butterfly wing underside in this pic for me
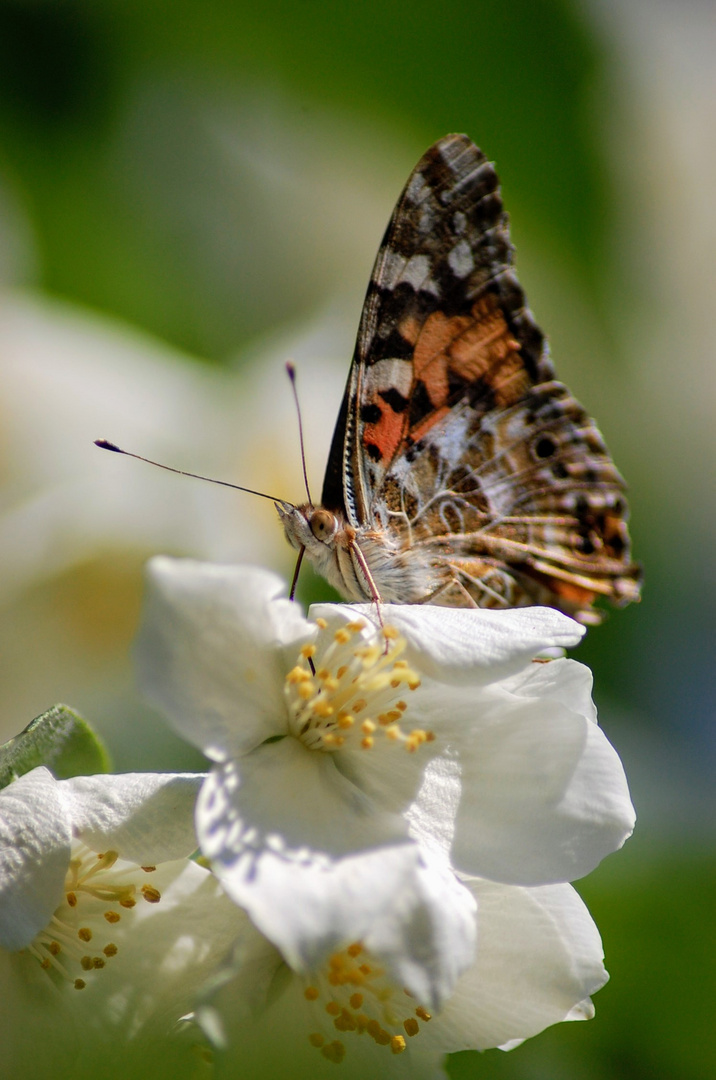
[321,134,640,623]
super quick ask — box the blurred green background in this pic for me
[0,0,713,1077]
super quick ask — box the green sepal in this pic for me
[0,704,111,790]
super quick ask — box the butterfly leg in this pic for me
[289,545,306,601]
[349,539,385,629]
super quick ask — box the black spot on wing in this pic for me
[408,379,433,429]
[379,386,409,413]
[360,402,382,424]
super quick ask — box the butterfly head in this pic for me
[276,502,341,554]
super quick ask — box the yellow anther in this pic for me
[385,725,400,741]
[404,1017,419,1037]
[141,885,161,904]
[80,956,93,971]
[361,719,376,735]
[347,943,362,957]
[361,736,374,750]
[66,892,77,908]
[119,898,136,909]
[334,629,351,645]
[297,681,316,701]
[351,699,367,713]
[326,1001,341,1016]
[349,993,363,1009]
[415,1006,432,1022]
[140,865,156,873]
[91,957,105,969]
[286,666,311,684]
[321,1041,346,1064]
[104,911,120,924]
[304,986,319,1001]
[74,979,86,990]
[382,625,400,640]
[336,665,348,679]
[391,1035,407,1054]
[78,928,92,942]
[408,678,421,691]
[425,730,436,743]
[313,700,334,718]
[373,1027,391,1046]
[337,712,354,729]
[48,941,61,956]
[315,617,327,630]
[334,1009,357,1032]
[301,644,317,659]
[359,963,371,974]
[103,944,118,957]
[308,1033,324,1048]
[396,700,407,712]
[347,620,367,632]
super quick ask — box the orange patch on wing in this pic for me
[362,398,408,465]
[397,314,422,347]
[448,296,525,406]
[412,311,473,408]
[409,404,451,444]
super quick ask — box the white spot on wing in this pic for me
[379,248,407,287]
[406,171,430,203]
[402,254,439,295]
[448,239,474,279]
[363,358,413,397]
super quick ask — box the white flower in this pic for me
[136,558,634,1003]
[194,871,608,1080]
[0,766,243,1078]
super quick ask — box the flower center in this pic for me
[27,841,162,990]
[284,619,433,754]
[302,942,432,1063]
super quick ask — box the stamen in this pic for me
[302,941,429,1064]
[28,841,163,990]
[284,622,432,754]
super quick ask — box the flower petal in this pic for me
[423,879,607,1052]
[58,772,204,863]
[0,768,71,949]
[135,558,314,759]
[309,602,585,684]
[409,660,635,884]
[197,749,475,1009]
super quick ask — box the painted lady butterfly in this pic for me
[279,134,641,624]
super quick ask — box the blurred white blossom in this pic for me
[0,766,243,1079]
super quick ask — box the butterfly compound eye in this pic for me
[309,509,337,542]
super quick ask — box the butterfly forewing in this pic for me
[316,134,640,623]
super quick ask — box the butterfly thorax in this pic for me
[277,501,438,604]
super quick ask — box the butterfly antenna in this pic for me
[286,361,313,506]
[94,439,291,505]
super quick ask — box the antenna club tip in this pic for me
[95,439,121,452]
[285,360,296,380]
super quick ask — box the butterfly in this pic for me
[278,134,641,625]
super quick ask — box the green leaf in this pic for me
[0,704,111,789]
